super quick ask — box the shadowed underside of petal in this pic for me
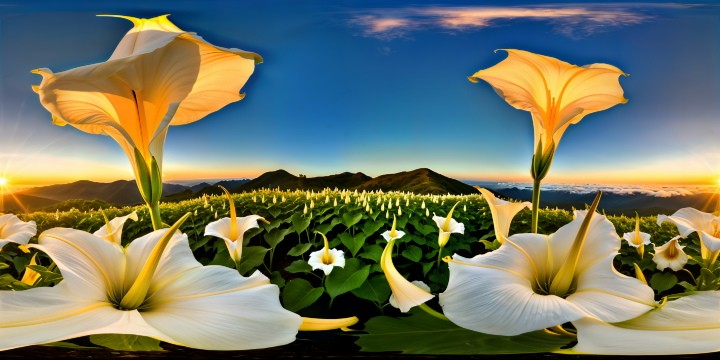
[568,255,656,323]
[143,269,301,350]
[439,254,586,336]
[572,292,720,355]
[0,285,123,351]
[0,214,36,248]
[34,228,125,302]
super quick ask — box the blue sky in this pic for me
[1,0,719,186]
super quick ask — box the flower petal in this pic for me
[381,240,434,312]
[103,15,184,60]
[0,214,36,249]
[142,268,301,350]
[123,230,200,291]
[657,207,716,237]
[478,187,530,241]
[572,292,720,355]
[33,228,124,302]
[0,284,126,351]
[440,254,586,336]
[567,254,656,323]
[94,211,138,244]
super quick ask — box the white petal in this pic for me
[381,240,434,312]
[328,248,346,268]
[142,268,301,350]
[105,15,184,60]
[33,228,124,302]
[93,211,138,244]
[572,292,720,355]
[657,207,716,237]
[439,254,586,336]
[568,254,656,323]
[0,214,37,248]
[449,219,465,234]
[124,230,200,291]
[204,217,235,242]
[432,215,446,229]
[549,210,620,276]
[389,281,430,309]
[0,284,125,351]
[699,231,720,252]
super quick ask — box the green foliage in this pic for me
[356,308,573,354]
[89,334,164,351]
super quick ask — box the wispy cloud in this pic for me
[349,4,672,39]
[496,182,710,198]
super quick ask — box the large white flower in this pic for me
[439,206,656,336]
[476,187,530,243]
[0,214,301,351]
[571,291,720,355]
[95,211,138,244]
[432,203,465,248]
[307,232,345,275]
[0,214,37,250]
[205,186,268,264]
[658,207,720,264]
[380,216,434,312]
[622,214,651,258]
[652,236,688,272]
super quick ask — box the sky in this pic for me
[1,0,719,188]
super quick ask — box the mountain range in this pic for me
[3,168,477,212]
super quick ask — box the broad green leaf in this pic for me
[262,219,283,231]
[285,259,312,274]
[41,341,99,349]
[282,278,324,312]
[355,308,572,354]
[0,262,9,270]
[339,232,368,257]
[264,227,291,248]
[268,208,283,218]
[315,222,337,235]
[287,243,313,256]
[291,213,311,234]
[270,270,286,287]
[362,220,385,237]
[401,245,423,263]
[237,246,269,275]
[358,244,384,262]
[326,258,370,300]
[342,212,363,228]
[89,334,164,351]
[650,272,678,293]
[351,274,391,304]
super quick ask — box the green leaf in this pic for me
[237,246,269,275]
[351,274,391,304]
[291,213,311,234]
[358,244,384,262]
[89,334,164,351]
[282,278,324,312]
[326,258,370,300]
[314,222,337,235]
[269,270,286,287]
[264,227,291,248]
[356,308,572,354]
[650,272,678,293]
[285,259,312,274]
[362,220,385,237]
[287,243,313,256]
[40,341,99,349]
[401,245,423,262]
[342,212,363,228]
[0,262,9,270]
[339,232,368,257]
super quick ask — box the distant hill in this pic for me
[355,168,477,195]
[15,180,189,207]
[1,193,58,212]
[233,170,372,192]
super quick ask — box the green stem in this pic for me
[531,178,542,233]
[419,304,449,321]
[148,201,163,231]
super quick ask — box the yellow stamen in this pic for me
[549,192,602,296]
[633,263,648,286]
[218,186,238,239]
[100,209,114,237]
[119,213,191,310]
[21,254,41,285]
[299,316,359,331]
[442,202,459,231]
[316,232,332,265]
[389,215,398,239]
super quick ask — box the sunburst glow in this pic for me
[0,177,8,187]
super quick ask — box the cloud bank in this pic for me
[349,4,666,39]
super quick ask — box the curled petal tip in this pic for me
[238,93,246,101]
[299,316,359,331]
[97,14,143,25]
[467,76,479,83]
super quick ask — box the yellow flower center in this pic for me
[665,239,679,260]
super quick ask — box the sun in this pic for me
[0,177,7,187]
[716,177,720,187]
